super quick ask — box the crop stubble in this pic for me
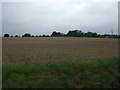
[2,37,118,64]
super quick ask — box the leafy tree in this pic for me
[39,35,41,37]
[35,35,38,37]
[22,33,31,37]
[85,32,92,37]
[46,35,50,37]
[85,32,98,37]
[10,35,13,37]
[67,30,84,37]
[4,34,9,37]
[51,31,57,36]
[92,33,97,37]
[15,35,19,37]
[42,35,46,37]
[51,31,64,37]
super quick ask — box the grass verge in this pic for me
[3,57,120,88]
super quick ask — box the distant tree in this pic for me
[39,35,41,37]
[35,35,38,37]
[51,31,64,37]
[96,34,101,38]
[118,35,120,38]
[46,35,50,37]
[22,33,31,37]
[10,35,13,37]
[51,31,57,36]
[15,35,19,37]
[31,35,34,37]
[67,30,84,37]
[85,32,92,37]
[4,34,9,37]
[42,35,46,37]
[85,32,98,37]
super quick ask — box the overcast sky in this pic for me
[2,2,118,36]
[0,2,2,36]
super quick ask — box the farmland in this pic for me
[2,37,118,64]
[0,37,2,64]
[2,37,119,88]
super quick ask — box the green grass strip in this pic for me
[2,57,120,88]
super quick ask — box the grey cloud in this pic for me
[0,3,2,36]
[2,2,118,36]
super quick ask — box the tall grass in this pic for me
[3,57,120,88]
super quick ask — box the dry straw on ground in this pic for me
[2,37,118,64]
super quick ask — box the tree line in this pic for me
[4,33,50,37]
[51,30,120,38]
[4,30,120,38]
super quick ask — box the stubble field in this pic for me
[2,37,118,64]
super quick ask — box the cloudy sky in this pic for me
[0,2,2,36]
[2,2,118,36]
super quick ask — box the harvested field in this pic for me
[2,37,118,64]
[0,37,2,64]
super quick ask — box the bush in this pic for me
[4,34,9,37]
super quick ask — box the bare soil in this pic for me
[2,37,118,64]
